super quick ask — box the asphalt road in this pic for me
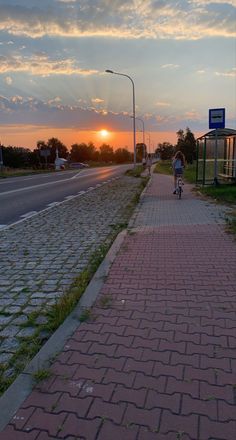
[0,165,131,226]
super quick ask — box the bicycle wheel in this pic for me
[178,186,182,199]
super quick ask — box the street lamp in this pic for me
[0,142,4,172]
[105,69,136,167]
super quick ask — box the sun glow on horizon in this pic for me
[100,129,109,138]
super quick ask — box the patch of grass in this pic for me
[200,184,236,204]
[154,160,172,175]
[99,295,113,308]
[20,311,40,328]
[184,163,197,183]
[0,168,55,178]
[46,270,91,331]
[21,287,30,293]
[154,160,197,183]
[79,308,92,322]
[125,165,143,177]
[9,335,42,370]
[225,209,236,236]
[33,368,52,383]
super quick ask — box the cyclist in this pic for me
[172,150,185,194]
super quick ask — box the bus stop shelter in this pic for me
[196,128,236,185]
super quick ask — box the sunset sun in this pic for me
[100,129,109,138]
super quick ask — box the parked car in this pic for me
[69,162,89,169]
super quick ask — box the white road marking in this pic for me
[20,211,38,218]
[0,169,120,196]
[46,202,60,207]
[0,174,122,231]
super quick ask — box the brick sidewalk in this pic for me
[0,173,235,439]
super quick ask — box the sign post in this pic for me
[209,108,225,185]
[40,148,50,168]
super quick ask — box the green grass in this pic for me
[0,168,55,178]
[125,165,143,177]
[33,368,52,383]
[200,184,236,204]
[154,160,172,175]
[79,308,92,322]
[154,160,197,183]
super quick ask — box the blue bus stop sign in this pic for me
[209,108,225,129]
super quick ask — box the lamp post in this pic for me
[105,69,136,167]
[0,142,4,172]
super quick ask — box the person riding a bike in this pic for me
[172,150,185,194]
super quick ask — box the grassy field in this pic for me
[201,184,236,204]
[0,168,55,178]
[154,160,196,183]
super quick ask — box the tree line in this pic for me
[156,127,197,164]
[0,127,197,169]
[0,138,133,169]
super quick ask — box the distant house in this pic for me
[196,128,236,185]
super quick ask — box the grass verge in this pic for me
[0,168,55,178]
[200,184,236,204]
[154,160,196,183]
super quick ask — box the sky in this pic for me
[0,0,235,152]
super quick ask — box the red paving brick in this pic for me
[0,173,236,439]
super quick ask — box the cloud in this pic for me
[91,98,104,104]
[161,64,180,69]
[155,101,171,107]
[0,95,131,130]
[0,53,98,76]
[4,76,13,85]
[0,1,235,40]
[184,110,201,120]
[215,68,236,77]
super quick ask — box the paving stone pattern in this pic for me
[0,173,236,439]
[0,176,141,372]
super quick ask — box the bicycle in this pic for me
[176,173,183,199]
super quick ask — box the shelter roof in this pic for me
[197,128,236,140]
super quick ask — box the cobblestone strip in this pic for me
[0,175,142,381]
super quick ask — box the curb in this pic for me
[0,229,127,431]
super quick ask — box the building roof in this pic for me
[197,128,236,140]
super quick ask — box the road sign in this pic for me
[40,149,50,157]
[209,108,225,129]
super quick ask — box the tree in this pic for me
[156,142,175,160]
[176,127,196,163]
[46,138,68,162]
[70,142,96,162]
[99,143,114,162]
[1,146,32,168]
[114,148,132,164]
[136,143,147,162]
